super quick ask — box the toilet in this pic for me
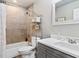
[18,46,35,58]
[18,37,40,58]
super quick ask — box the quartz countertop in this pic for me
[37,38,79,58]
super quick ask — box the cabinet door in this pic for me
[36,47,46,58]
[46,50,62,58]
[36,43,47,58]
[36,51,46,58]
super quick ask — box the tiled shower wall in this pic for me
[6,5,28,44]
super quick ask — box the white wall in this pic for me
[52,0,79,37]
[33,0,52,38]
[34,0,79,38]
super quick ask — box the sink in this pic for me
[38,38,59,44]
[54,42,79,51]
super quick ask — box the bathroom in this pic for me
[0,0,79,58]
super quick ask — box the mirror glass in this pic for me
[55,0,79,25]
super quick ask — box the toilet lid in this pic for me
[18,46,35,51]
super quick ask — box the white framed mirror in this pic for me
[52,0,79,25]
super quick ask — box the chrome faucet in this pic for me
[68,38,77,44]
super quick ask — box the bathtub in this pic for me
[5,41,28,58]
[5,37,40,58]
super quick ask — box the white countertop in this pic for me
[37,38,79,58]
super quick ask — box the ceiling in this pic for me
[4,0,34,8]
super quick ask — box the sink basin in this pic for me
[38,38,59,44]
[54,42,79,51]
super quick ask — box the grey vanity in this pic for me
[36,43,75,58]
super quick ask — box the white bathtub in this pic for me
[5,41,28,58]
[5,37,40,58]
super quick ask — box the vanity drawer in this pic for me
[38,43,47,48]
[37,43,75,58]
[46,45,75,58]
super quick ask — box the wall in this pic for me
[33,0,52,38]
[52,0,79,37]
[26,6,33,42]
[34,0,79,38]
[6,5,27,44]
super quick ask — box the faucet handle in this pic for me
[68,38,77,44]
[68,38,72,43]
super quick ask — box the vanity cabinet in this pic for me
[36,43,75,58]
[36,43,46,58]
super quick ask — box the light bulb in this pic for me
[52,0,62,4]
[13,0,17,3]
